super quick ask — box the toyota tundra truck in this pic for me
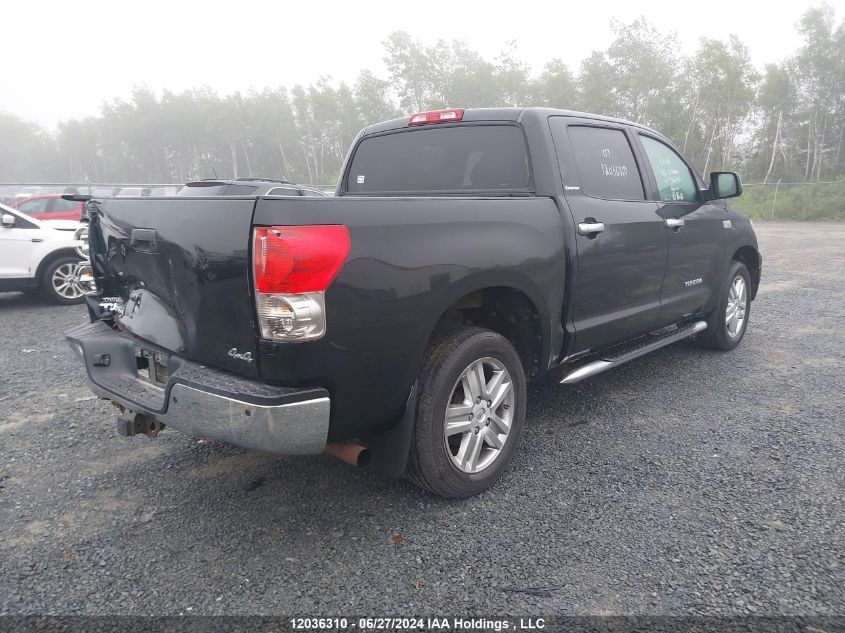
[67,107,761,498]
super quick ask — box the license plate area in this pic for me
[134,347,170,387]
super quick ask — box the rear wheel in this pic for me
[406,325,526,498]
[41,257,86,305]
[697,260,751,350]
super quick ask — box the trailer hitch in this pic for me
[115,409,164,439]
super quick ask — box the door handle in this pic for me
[577,222,605,236]
[665,218,685,231]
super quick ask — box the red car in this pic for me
[14,194,83,221]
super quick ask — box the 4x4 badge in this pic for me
[228,348,254,363]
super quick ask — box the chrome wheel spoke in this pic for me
[485,369,505,403]
[457,431,484,472]
[463,360,486,402]
[484,428,504,450]
[489,376,512,411]
[489,412,510,434]
[445,403,474,436]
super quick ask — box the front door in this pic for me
[550,118,667,355]
[636,134,727,326]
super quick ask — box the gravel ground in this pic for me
[0,221,842,617]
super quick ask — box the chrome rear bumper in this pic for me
[67,321,331,455]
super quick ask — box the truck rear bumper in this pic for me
[66,321,330,454]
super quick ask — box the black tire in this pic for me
[697,260,751,351]
[406,325,527,498]
[40,256,86,305]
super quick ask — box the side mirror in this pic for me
[1,213,15,228]
[709,172,742,199]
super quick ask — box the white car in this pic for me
[0,204,90,304]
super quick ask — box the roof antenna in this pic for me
[211,167,218,179]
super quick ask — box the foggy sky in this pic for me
[1,0,835,128]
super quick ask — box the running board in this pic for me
[559,320,708,385]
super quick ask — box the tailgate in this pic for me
[88,197,260,377]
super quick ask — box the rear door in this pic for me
[550,117,667,354]
[635,133,726,325]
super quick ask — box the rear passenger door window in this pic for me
[567,126,644,201]
[639,135,698,202]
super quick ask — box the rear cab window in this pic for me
[343,124,531,195]
[563,125,645,200]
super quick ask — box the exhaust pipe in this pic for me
[324,441,371,467]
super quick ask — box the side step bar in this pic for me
[560,320,708,385]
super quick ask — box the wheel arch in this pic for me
[730,245,761,300]
[423,273,551,381]
[34,248,82,286]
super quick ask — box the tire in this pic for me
[406,325,527,498]
[697,260,751,351]
[40,256,86,305]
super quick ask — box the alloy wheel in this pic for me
[51,263,85,300]
[726,275,747,338]
[443,357,514,474]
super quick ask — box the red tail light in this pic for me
[408,108,464,126]
[253,225,350,294]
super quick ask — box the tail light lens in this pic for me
[252,225,349,341]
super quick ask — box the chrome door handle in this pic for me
[665,218,685,230]
[577,222,605,236]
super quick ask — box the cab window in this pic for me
[639,135,698,202]
[345,125,531,195]
[565,126,645,201]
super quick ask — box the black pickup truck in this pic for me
[67,107,761,498]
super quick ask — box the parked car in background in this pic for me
[176,178,328,197]
[14,194,84,222]
[15,186,42,201]
[0,204,89,303]
[14,185,73,201]
[147,186,182,197]
[115,187,148,197]
[76,185,120,198]
[0,188,17,206]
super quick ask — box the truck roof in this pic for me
[362,107,648,136]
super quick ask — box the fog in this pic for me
[1,0,821,127]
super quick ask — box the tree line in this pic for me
[1,5,842,189]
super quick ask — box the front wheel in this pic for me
[697,260,751,350]
[406,325,527,498]
[41,257,87,305]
